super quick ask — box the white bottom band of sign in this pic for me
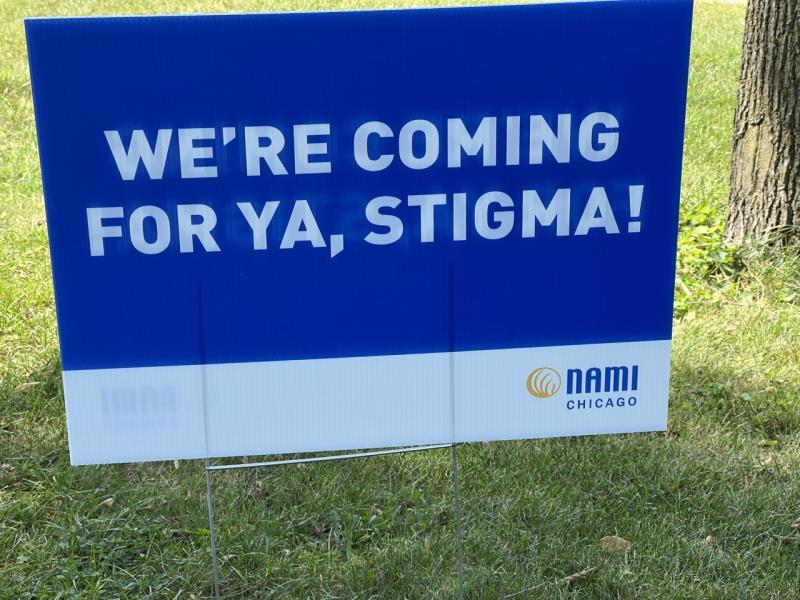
[62,340,671,465]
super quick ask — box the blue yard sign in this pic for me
[26,1,693,465]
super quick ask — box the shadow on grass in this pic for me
[670,357,800,438]
[3,352,800,597]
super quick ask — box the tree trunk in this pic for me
[726,0,800,244]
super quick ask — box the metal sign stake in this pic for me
[202,442,461,597]
[451,443,466,600]
[204,458,222,600]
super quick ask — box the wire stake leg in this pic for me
[205,459,221,599]
[451,443,465,599]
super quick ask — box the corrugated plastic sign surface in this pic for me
[26,1,693,464]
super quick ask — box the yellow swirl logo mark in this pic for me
[526,367,562,398]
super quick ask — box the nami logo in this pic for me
[566,365,638,395]
[526,367,562,398]
[526,364,640,409]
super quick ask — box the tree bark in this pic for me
[726,0,800,244]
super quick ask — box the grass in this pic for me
[3,1,800,598]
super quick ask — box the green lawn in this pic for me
[3,1,800,598]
